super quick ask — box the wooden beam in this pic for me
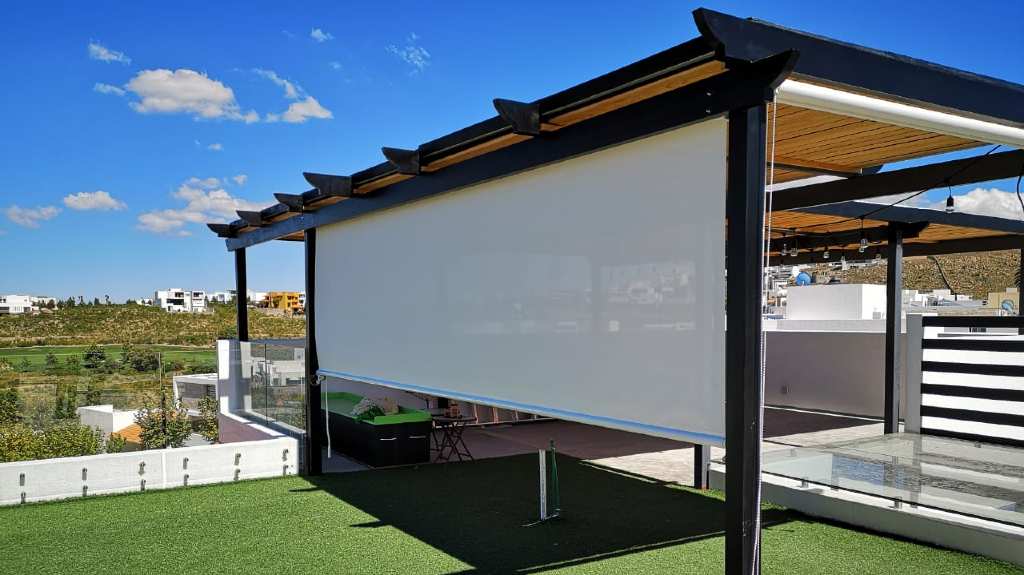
[772,155,879,178]
[236,211,264,227]
[382,147,421,175]
[275,193,305,212]
[303,173,353,198]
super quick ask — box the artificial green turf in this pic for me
[0,454,1019,574]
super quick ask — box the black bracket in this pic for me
[206,223,236,238]
[236,211,264,227]
[382,147,421,175]
[274,193,305,212]
[493,99,542,136]
[303,172,353,197]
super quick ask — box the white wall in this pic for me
[787,284,888,321]
[76,405,136,437]
[764,330,907,418]
[0,437,298,506]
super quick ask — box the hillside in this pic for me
[818,249,1020,299]
[0,303,305,347]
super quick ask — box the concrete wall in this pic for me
[765,330,907,418]
[0,436,298,506]
[76,405,136,437]
[787,284,888,321]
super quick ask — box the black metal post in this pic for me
[725,104,767,575]
[304,228,323,475]
[234,248,249,341]
[884,223,904,434]
[1018,247,1023,335]
[693,444,710,490]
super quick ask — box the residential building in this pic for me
[154,288,208,313]
[0,294,36,315]
[265,291,303,314]
[207,289,268,306]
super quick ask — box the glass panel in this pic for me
[762,433,1024,527]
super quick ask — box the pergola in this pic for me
[207,8,1024,574]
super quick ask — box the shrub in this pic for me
[135,388,192,450]
[0,387,22,424]
[0,423,43,462]
[82,345,107,370]
[105,433,127,453]
[39,421,102,458]
[197,396,219,443]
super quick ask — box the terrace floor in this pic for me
[2,453,1021,574]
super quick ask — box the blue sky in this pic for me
[1,1,1022,301]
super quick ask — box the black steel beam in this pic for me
[304,228,323,475]
[884,223,904,434]
[795,199,1024,235]
[226,53,796,250]
[382,147,421,175]
[725,103,769,575]
[234,249,248,341]
[1020,247,1023,335]
[694,8,1024,125]
[693,444,710,490]
[773,150,1024,212]
[778,233,1024,264]
[493,99,542,136]
[303,172,353,198]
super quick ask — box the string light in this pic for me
[945,183,956,214]
[858,218,868,253]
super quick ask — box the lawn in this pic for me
[0,454,1019,574]
[0,344,215,370]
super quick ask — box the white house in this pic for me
[206,289,267,305]
[0,294,36,315]
[154,289,208,313]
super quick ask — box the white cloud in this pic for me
[136,177,269,236]
[63,191,126,211]
[386,33,430,74]
[867,187,1024,219]
[207,142,223,151]
[88,41,130,64]
[93,82,126,96]
[5,205,60,228]
[937,187,1024,218]
[253,68,302,99]
[124,69,259,122]
[329,61,342,70]
[265,96,333,124]
[232,174,248,186]
[310,28,334,43]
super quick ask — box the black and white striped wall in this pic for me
[906,315,1024,447]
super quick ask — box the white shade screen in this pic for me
[316,117,727,445]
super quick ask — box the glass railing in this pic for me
[761,433,1024,527]
[245,340,307,434]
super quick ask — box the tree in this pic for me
[44,352,59,372]
[64,297,76,308]
[197,396,219,443]
[18,357,31,372]
[53,384,77,420]
[84,380,102,406]
[64,355,81,374]
[0,388,22,424]
[92,297,101,306]
[105,433,127,453]
[82,345,107,370]
[38,421,102,458]
[135,388,192,450]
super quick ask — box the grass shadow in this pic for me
[306,453,792,573]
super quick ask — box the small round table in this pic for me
[431,415,476,462]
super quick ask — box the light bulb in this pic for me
[946,194,955,214]
[823,249,830,260]
[874,250,882,261]
[859,237,868,253]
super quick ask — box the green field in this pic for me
[0,455,1018,575]
[0,344,214,369]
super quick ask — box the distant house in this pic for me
[154,288,207,313]
[0,294,36,315]
[265,291,304,314]
[207,289,267,306]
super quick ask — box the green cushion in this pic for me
[323,392,431,425]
